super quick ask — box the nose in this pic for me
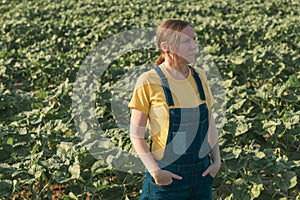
[190,40,197,51]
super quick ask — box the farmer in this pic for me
[129,19,220,200]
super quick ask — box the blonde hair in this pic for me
[155,19,192,66]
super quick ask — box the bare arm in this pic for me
[208,109,221,164]
[130,109,182,184]
[202,109,221,177]
[129,109,160,173]
[210,141,221,166]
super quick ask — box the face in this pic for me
[175,25,197,64]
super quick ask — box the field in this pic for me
[0,0,300,199]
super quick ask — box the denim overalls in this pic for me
[140,65,214,200]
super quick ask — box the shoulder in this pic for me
[190,66,209,82]
[134,67,161,88]
[137,67,160,83]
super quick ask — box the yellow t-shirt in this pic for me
[128,64,214,160]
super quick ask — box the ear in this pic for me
[160,41,169,52]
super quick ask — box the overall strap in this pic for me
[188,65,206,101]
[154,66,174,106]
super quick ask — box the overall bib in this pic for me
[140,66,214,200]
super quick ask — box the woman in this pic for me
[129,19,220,200]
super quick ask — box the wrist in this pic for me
[150,168,162,179]
[213,160,221,167]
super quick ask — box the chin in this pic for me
[178,57,194,65]
[186,58,195,64]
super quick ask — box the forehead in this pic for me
[180,25,195,38]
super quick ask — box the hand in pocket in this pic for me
[152,169,182,186]
[202,162,221,178]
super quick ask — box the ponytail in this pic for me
[155,53,165,65]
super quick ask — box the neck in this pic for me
[163,59,189,80]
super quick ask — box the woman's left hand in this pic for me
[202,161,221,178]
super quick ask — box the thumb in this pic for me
[169,172,182,180]
[202,167,210,177]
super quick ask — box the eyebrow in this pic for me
[181,36,196,41]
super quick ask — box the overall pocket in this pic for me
[172,131,187,155]
[149,177,188,200]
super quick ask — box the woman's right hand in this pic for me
[151,169,182,186]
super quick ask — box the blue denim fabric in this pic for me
[140,66,214,200]
[140,156,214,200]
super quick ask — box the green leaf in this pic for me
[250,182,263,199]
[53,170,70,184]
[64,192,78,200]
[286,74,300,88]
[19,127,27,135]
[28,163,44,179]
[262,120,278,135]
[79,121,88,133]
[6,137,13,146]
[57,142,73,158]
[273,171,297,191]
[233,178,251,199]
[233,148,242,158]
[228,99,246,112]
[255,151,265,159]
[231,57,246,65]
[0,181,12,198]
[284,113,299,129]
[235,121,250,136]
[0,144,13,162]
[69,163,80,179]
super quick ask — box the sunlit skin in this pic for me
[161,25,197,79]
[130,24,221,186]
[177,25,197,65]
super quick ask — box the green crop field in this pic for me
[0,0,299,199]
